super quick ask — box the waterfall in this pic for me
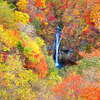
[55,26,62,67]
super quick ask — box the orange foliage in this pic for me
[36,12,45,21]
[35,0,43,7]
[53,73,83,96]
[0,72,5,77]
[0,80,8,87]
[53,73,100,100]
[79,49,100,59]
[90,3,100,29]
[82,8,89,20]
[24,54,48,79]
[83,0,95,6]
[79,85,100,100]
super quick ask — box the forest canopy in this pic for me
[0,0,100,100]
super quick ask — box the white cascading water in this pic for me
[55,26,62,67]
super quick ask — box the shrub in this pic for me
[53,72,100,100]
[0,25,20,50]
[0,1,15,29]
[16,0,28,12]
[0,54,54,100]
[14,11,29,25]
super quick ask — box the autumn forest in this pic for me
[0,0,100,100]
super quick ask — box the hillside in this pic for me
[0,0,100,100]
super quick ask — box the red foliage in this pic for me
[29,18,33,23]
[82,30,88,37]
[34,54,39,58]
[86,17,91,24]
[23,43,27,47]
[3,52,8,62]
[53,73,100,100]
[51,2,55,6]
[79,85,100,100]
[4,24,9,29]
[60,4,67,9]
[24,57,48,79]
[53,73,83,96]
[14,30,19,37]
[74,61,78,65]
[82,8,90,19]
[35,0,43,7]
[49,16,55,20]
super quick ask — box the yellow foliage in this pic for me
[73,9,80,16]
[90,3,100,30]
[3,45,10,51]
[40,29,46,35]
[65,16,73,22]
[35,37,45,48]
[0,53,54,100]
[0,25,20,48]
[16,0,28,12]
[0,53,3,63]
[14,11,29,25]
[44,22,48,26]
[23,35,41,54]
[0,1,15,29]
[0,25,3,32]
[0,54,38,100]
[82,24,89,32]
[45,8,50,14]
[0,1,7,6]
[21,34,45,63]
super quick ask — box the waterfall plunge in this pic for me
[55,26,62,68]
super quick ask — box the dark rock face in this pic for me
[52,47,79,67]
[59,48,74,61]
